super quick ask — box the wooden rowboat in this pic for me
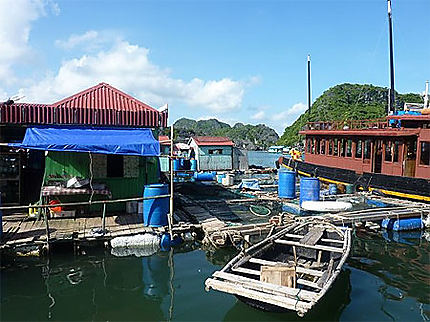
[205,221,351,317]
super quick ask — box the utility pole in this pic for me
[387,0,396,114]
[307,54,312,113]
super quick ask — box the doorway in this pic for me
[403,139,416,177]
[373,140,383,173]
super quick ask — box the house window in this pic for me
[107,154,124,177]
[208,149,223,155]
[393,141,400,162]
[385,140,393,162]
[420,141,430,165]
[321,139,326,155]
[355,140,362,159]
[346,140,352,157]
[364,140,371,159]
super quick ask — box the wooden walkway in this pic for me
[0,213,167,250]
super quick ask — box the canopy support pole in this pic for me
[168,124,174,237]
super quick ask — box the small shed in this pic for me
[188,136,234,171]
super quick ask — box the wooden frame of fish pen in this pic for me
[205,221,351,317]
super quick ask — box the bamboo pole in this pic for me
[168,124,174,237]
[0,194,171,211]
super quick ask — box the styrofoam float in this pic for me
[301,200,353,212]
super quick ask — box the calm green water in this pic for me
[1,231,429,321]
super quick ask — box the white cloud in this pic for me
[274,102,307,121]
[251,110,266,120]
[55,30,99,49]
[0,0,58,82]
[22,39,246,112]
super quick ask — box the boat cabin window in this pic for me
[340,139,346,157]
[321,139,326,154]
[315,138,320,154]
[420,141,430,165]
[334,139,339,156]
[355,140,362,159]
[306,139,311,154]
[328,139,333,155]
[364,140,371,160]
[385,140,393,162]
[393,140,400,162]
[346,140,352,157]
[406,140,417,160]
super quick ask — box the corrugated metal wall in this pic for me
[198,146,232,171]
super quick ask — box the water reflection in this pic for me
[223,269,352,322]
[349,230,430,306]
[1,232,429,322]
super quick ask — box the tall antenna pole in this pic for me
[307,54,311,113]
[387,0,396,114]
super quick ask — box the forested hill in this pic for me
[277,83,423,146]
[173,118,279,150]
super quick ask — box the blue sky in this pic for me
[1,0,429,134]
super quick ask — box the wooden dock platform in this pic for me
[0,213,196,251]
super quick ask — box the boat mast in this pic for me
[307,54,311,113]
[387,0,396,114]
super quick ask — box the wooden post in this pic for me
[168,124,174,237]
[102,203,107,232]
[44,206,50,251]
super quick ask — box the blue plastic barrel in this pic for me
[143,184,169,227]
[278,169,296,199]
[217,173,226,183]
[172,159,181,171]
[194,172,215,181]
[345,184,354,194]
[190,159,197,171]
[329,184,338,195]
[299,177,320,206]
[381,217,424,231]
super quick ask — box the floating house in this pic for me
[0,83,167,209]
[188,136,234,171]
[267,145,284,153]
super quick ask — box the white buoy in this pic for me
[301,201,353,212]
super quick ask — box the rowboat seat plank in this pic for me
[300,227,324,246]
[248,258,324,277]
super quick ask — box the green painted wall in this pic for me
[44,151,159,212]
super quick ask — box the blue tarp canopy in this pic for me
[10,126,160,156]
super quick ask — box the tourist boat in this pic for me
[205,221,351,317]
[280,0,430,202]
[279,110,430,202]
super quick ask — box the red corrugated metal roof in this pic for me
[192,136,234,146]
[0,83,167,128]
[52,82,158,112]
